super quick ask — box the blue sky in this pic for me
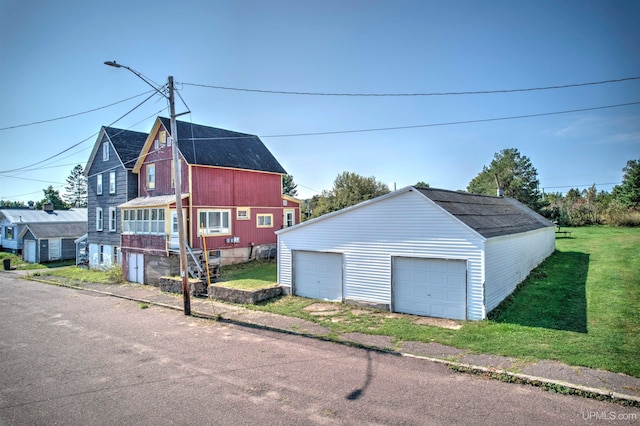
[1,0,639,202]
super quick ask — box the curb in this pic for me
[23,276,640,407]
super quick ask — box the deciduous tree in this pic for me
[311,172,389,218]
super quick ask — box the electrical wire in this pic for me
[0,90,155,131]
[0,92,161,175]
[180,101,640,141]
[181,76,640,97]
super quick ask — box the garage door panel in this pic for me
[294,251,342,302]
[393,257,467,320]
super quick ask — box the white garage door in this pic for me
[24,240,37,263]
[393,257,467,320]
[127,253,144,283]
[293,251,342,301]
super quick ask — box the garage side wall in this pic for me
[484,227,555,313]
[278,191,487,320]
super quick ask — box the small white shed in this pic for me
[276,187,556,320]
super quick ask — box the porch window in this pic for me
[199,210,231,235]
[122,208,165,235]
[257,214,273,228]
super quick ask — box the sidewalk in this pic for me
[6,269,640,406]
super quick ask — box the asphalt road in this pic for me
[1,275,639,425]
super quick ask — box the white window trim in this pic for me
[199,209,231,235]
[109,207,117,232]
[97,174,103,195]
[96,207,103,232]
[109,171,116,194]
[102,142,109,161]
[257,214,273,228]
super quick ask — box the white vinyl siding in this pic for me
[278,190,485,319]
[484,227,555,312]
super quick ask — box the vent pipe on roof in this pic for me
[28,201,35,210]
[494,174,503,197]
[43,202,54,212]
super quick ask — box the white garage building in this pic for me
[276,187,555,320]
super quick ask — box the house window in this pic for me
[102,142,109,161]
[159,130,167,146]
[4,226,14,239]
[109,171,116,194]
[99,245,104,263]
[97,174,103,195]
[257,214,273,228]
[113,246,119,265]
[285,210,295,227]
[237,208,250,220]
[122,208,165,235]
[199,210,231,235]
[96,207,103,231]
[146,164,155,190]
[109,207,117,232]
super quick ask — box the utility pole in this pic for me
[169,76,191,315]
[104,61,190,315]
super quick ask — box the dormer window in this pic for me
[102,142,109,161]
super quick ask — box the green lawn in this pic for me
[250,227,640,377]
[0,252,74,270]
[215,261,278,290]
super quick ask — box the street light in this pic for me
[104,60,191,315]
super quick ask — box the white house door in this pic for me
[24,240,37,263]
[127,252,144,283]
[393,257,467,320]
[49,239,62,261]
[169,211,179,250]
[293,251,343,301]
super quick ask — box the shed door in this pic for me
[393,257,467,320]
[293,251,342,301]
[24,240,37,263]
[49,239,62,261]
[127,253,144,283]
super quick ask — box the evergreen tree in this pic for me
[63,164,88,208]
[467,148,542,211]
[282,174,298,197]
[613,159,640,208]
[36,186,69,210]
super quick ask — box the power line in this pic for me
[543,182,621,190]
[0,90,155,131]
[0,92,162,174]
[182,101,640,141]
[181,76,640,97]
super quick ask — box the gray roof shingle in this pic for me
[415,187,554,238]
[104,127,148,169]
[159,117,286,174]
[23,222,87,240]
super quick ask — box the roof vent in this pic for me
[494,174,503,197]
[43,202,54,212]
[28,201,35,210]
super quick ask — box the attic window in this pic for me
[102,142,109,161]
[159,131,166,147]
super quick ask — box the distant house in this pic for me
[276,187,555,321]
[119,117,300,285]
[0,205,87,262]
[84,126,148,269]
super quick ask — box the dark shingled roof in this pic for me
[415,187,554,238]
[159,117,286,174]
[24,222,87,240]
[104,127,149,169]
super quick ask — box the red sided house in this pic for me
[119,117,300,285]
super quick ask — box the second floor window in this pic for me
[97,174,103,195]
[96,207,103,231]
[109,207,117,232]
[109,171,116,194]
[146,164,155,190]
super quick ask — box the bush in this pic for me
[107,265,124,283]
